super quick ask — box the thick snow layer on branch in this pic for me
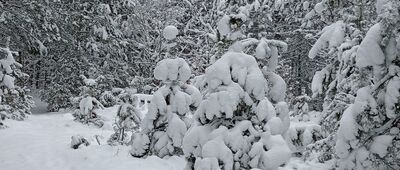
[258,133,291,169]
[308,21,345,59]
[154,58,191,82]
[163,25,179,40]
[201,138,233,170]
[314,0,327,15]
[370,135,394,158]
[205,51,267,100]
[356,23,384,68]
[385,76,400,118]
[263,70,287,102]
[311,67,330,97]
[336,87,377,159]
[217,15,231,37]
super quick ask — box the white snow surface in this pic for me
[0,107,185,170]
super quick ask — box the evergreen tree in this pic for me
[0,37,34,125]
[130,57,201,158]
[335,0,400,169]
[182,41,291,170]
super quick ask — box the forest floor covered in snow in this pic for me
[0,104,329,170]
[0,106,185,170]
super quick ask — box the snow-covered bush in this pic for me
[99,87,138,107]
[291,88,311,121]
[72,75,105,127]
[0,37,34,124]
[335,1,400,169]
[182,42,291,170]
[130,57,201,158]
[108,94,141,146]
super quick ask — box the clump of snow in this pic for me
[314,0,328,15]
[71,135,90,149]
[263,69,287,102]
[303,1,310,10]
[385,76,400,118]
[369,135,394,157]
[217,15,231,37]
[356,23,385,68]
[154,58,191,82]
[311,67,330,97]
[256,38,287,72]
[308,21,346,59]
[163,25,179,40]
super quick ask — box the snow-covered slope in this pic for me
[0,107,185,170]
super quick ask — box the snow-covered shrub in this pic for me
[130,57,201,158]
[72,75,105,127]
[72,96,105,127]
[0,38,34,122]
[291,88,311,121]
[99,87,139,107]
[182,43,291,170]
[335,1,400,169]
[108,94,141,145]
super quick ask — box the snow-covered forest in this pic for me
[0,0,399,169]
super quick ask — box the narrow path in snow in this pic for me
[0,108,185,170]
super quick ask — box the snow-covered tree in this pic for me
[302,0,377,162]
[0,37,33,124]
[130,57,201,158]
[335,0,400,169]
[108,94,141,146]
[182,41,291,170]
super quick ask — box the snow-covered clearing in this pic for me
[0,106,185,170]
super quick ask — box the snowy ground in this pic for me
[1,100,328,170]
[0,106,185,170]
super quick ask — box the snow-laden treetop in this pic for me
[154,57,191,82]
